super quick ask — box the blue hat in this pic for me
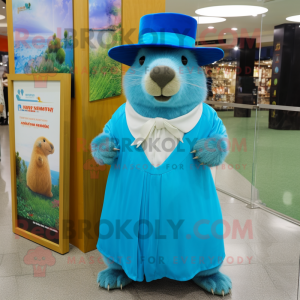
[108,13,224,66]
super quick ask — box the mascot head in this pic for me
[109,13,224,119]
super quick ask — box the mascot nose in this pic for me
[50,144,54,150]
[150,65,175,89]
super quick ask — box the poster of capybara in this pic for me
[14,81,60,243]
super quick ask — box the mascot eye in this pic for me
[43,139,46,142]
[139,56,145,66]
[181,56,188,65]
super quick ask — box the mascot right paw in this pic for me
[91,133,119,165]
[97,269,133,290]
[192,271,232,296]
[192,134,228,167]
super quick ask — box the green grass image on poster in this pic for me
[16,152,59,230]
[89,0,122,101]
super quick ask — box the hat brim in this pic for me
[108,44,224,67]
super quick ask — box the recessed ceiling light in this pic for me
[286,15,300,22]
[234,46,239,50]
[232,28,238,31]
[208,26,214,29]
[224,33,227,35]
[0,15,5,20]
[195,5,268,17]
[192,16,226,24]
[2,7,5,9]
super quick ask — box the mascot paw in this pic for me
[192,134,228,167]
[97,268,132,290]
[193,272,232,296]
[91,133,119,166]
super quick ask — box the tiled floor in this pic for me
[0,125,300,300]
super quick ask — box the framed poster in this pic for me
[8,74,71,254]
[89,0,122,101]
[11,0,74,96]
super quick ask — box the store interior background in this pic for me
[165,0,300,223]
[0,1,7,76]
[1,0,300,299]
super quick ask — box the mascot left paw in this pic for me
[192,134,228,167]
[193,271,232,296]
[97,269,133,291]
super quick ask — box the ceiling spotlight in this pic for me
[195,5,268,17]
[208,26,214,29]
[193,16,226,24]
[2,7,5,9]
[286,15,300,22]
[232,28,238,31]
[224,33,227,35]
[234,46,239,50]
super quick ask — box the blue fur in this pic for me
[90,133,118,165]
[97,256,132,290]
[193,269,232,295]
[102,256,123,270]
[124,48,207,119]
[94,47,230,293]
[192,134,229,167]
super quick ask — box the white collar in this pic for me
[125,102,203,147]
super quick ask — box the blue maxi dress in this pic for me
[97,103,227,282]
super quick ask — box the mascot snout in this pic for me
[145,65,181,101]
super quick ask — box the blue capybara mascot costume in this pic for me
[91,13,231,296]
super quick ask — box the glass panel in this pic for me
[213,104,257,201]
[255,107,300,220]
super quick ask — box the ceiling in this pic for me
[166,0,300,43]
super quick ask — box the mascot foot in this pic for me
[97,268,132,290]
[193,271,232,296]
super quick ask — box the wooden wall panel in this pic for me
[80,0,166,252]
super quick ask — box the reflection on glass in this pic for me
[255,108,300,221]
[214,106,256,201]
